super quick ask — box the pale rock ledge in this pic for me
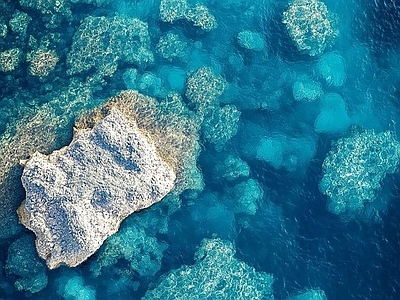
[17,108,176,269]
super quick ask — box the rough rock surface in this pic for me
[18,109,176,269]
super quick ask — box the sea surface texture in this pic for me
[1,0,400,299]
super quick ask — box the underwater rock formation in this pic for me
[159,0,217,31]
[6,235,48,293]
[320,129,400,220]
[287,289,327,300]
[67,16,154,81]
[18,108,176,269]
[282,0,338,56]
[143,238,274,299]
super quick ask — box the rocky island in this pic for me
[17,107,176,269]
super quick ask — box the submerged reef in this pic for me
[67,16,154,82]
[159,0,217,31]
[320,129,400,220]
[0,48,22,72]
[90,210,168,278]
[56,272,96,300]
[18,107,176,269]
[287,289,327,300]
[282,0,338,56]
[27,49,59,79]
[5,235,48,293]
[143,238,274,300]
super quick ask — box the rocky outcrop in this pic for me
[18,108,176,269]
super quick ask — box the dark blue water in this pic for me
[1,0,400,299]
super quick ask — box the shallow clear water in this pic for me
[1,0,400,299]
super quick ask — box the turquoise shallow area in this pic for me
[1,0,400,299]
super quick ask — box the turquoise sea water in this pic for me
[1,0,400,299]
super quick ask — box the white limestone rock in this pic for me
[17,109,176,269]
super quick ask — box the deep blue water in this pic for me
[1,0,400,299]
